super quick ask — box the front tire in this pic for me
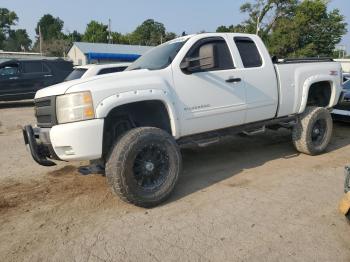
[292,106,333,155]
[106,127,182,207]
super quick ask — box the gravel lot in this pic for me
[0,102,350,262]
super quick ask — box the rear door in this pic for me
[21,61,50,94]
[228,36,278,123]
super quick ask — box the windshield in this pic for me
[65,68,87,81]
[127,40,187,71]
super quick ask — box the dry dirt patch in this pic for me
[0,166,115,215]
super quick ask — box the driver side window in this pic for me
[0,63,19,77]
[184,38,234,72]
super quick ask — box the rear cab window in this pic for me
[234,37,263,68]
[98,66,127,75]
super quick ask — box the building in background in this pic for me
[67,42,152,66]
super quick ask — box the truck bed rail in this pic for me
[277,57,334,64]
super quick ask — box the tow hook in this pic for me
[339,166,350,221]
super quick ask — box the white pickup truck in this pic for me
[23,33,342,207]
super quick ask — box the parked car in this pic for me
[332,79,350,121]
[0,59,73,101]
[23,33,342,207]
[65,63,131,81]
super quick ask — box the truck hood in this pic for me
[35,69,155,99]
[35,78,89,99]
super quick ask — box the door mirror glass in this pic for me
[198,44,216,70]
[181,43,217,73]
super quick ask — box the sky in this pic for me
[1,0,350,52]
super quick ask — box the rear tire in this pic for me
[292,106,333,155]
[106,127,182,207]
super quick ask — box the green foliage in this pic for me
[111,32,131,44]
[82,21,108,43]
[268,0,347,57]
[35,14,64,41]
[0,8,18,34]
[3,29,32,51]
[130,19,166,46]
[0,8,31,51]
[111,20,176,46]
[164,32,177,42]
[66,30,82,42]
[217,0,347,58]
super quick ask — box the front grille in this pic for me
[34,96,57,128]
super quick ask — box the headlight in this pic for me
[56,91,95,124]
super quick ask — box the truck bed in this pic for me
[274,60,341,117]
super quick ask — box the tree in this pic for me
[111,32,131,44]
[66,30,82,42]
[217,0,347,58]
[268,0,347,57]
[3,29,31,51]
[82,21,108,43]
[0,8,18,49]
[217,0,298,38]
[35,14,64,41]
[130,19,166,46]
[0,8,18,34]
[164,32,177,42]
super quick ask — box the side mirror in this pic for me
[198,44,216,71]
[180,44,217,73]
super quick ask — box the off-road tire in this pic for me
[106,127,182,207]
[292,106,333,155]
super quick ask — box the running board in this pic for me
[196,138,220,147]
[242,126,266,136]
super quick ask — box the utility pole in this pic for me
[108,19,112,44]
[39,25,43,56]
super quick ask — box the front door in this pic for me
[0,62,25,100]
[172,36,246,136]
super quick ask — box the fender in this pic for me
[95,89,181,138]
[298,74,340,114]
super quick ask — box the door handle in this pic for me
[44,74,53,77]
[9,76,19,80]
[226,77,241,83]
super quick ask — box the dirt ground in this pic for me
[0,101,350,262]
